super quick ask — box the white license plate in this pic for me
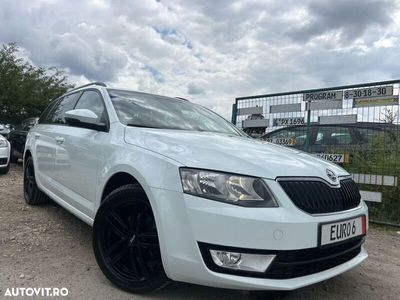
[319,216,366,246]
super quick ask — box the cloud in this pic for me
[50,33,128,81]
[287,0,395,42]
[187,83,205,95]
[0,0,400,120]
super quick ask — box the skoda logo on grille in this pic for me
[326,169,337,182]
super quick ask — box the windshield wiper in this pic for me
[126,123,159,129]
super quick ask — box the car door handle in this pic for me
[34,133,41,139]
[55,137,65,144]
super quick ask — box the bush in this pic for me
[344,128,400,224]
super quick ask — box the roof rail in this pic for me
[68,81,107,93]
[175,97,189,101]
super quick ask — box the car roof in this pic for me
[60,85,188,104]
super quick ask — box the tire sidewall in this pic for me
[23,157,35,204]
[93,185,168,293]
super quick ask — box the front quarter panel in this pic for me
[96,137,183,211]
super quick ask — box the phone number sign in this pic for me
[344,86,393,99]
[273,117,305,126]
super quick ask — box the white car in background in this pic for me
[24,82,368,294]
[0,134,11,174]
[0,123,13,138]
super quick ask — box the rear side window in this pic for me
[314,126,352,145]
[75,90,107,124]
[267,127,307,146]
[356,128,382,144]
[39,99,60,124]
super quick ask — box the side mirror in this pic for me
[65,109,106,131]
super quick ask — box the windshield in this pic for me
[108,89,241,135]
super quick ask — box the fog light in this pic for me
[210,250,275,273]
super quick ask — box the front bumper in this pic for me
[147,178,368,290]
[192,247,368,290]
[0,142,10,167]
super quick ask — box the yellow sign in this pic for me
[353,96,399,108]
[313,153,349,163]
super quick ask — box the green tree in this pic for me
[0,43,73,124]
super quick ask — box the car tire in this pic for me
[23,156,50,205]
[93,184,169,294]
[10,152,18,163]
[9,143,18,163]
[0,161,10,174]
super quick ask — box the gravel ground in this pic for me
[0,163,399,300]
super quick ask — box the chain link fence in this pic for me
[232,80,400,226]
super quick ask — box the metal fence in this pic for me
[231,80,400,226]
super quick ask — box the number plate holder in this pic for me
[318,215,366,248]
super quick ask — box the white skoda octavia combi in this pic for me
[24,82,368,293]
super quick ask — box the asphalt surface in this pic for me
[0,163,399,299]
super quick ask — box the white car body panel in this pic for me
[0,135,11,167]
[24,85,368,291]
[123,127,348,181]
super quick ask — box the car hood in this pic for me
[124,127,349,182]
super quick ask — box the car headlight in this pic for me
[180,168,278,207]
[0,139,8,148]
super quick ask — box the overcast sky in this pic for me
[1,0,400,119]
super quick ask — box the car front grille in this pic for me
[278,178,361,214]
[0,158,7,165]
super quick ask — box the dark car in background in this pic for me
[8,117,38,162]
[261,122,398,153]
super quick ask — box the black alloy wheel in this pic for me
[10,143,18,163]
[24,159,34,200]
[23,156,49,205]
[93,184,168,293]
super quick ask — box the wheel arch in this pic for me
[101,171,141,202]
[98,169,171,271]
[24,149,32,165]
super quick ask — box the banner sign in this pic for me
[303,91,343,101]
[307,100,342,110]
[270,103,301,113]
[242,119,269,128]
[273,117,305,126]
[237,106,263,115]
[319,114,357,125]
[344,86,393,100]
[353,96,399,108]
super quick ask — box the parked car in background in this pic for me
[242,113,268,138]
[0,134,11,174]
[0,124,15,138]
[8,117,38,162]
[261,122,397,152]
[24,82,368,294]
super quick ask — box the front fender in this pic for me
[96,144,183,211]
